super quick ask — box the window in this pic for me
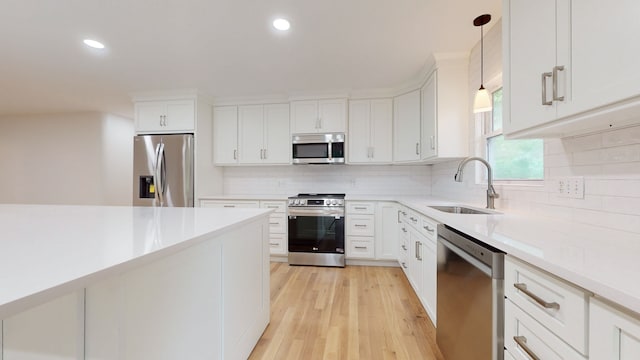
[483,88,543,181]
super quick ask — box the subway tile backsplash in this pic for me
[431,124,640,234]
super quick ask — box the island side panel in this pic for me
[84,215,269,360]
[1,291,85,360]
[223,215,270,360]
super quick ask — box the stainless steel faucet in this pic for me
[454,157,499,209]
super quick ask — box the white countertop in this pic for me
[0,204,271,318]
[204,193,640,314]
[394,197,640,316]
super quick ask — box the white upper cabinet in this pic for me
[135,99,195,133]
[239,104,290,165]
[393,90,421,162]
[291,99,347,133]
[213,106,239,165]
[421,55,469,161]
[348,99,393,164]
[504,0,640,138]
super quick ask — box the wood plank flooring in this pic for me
[249,263,444,360]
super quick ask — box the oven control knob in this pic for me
[331,199,337,205]
[288,199,294,205]
[338,200,344,205]
[293,199,299,205]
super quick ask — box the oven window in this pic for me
[293,143,329,158]
[288,216,345,253]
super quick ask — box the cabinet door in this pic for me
[213,106,238,165]
[135,101,165,132]
[562,0,640,118]
[290,100,318,133]
[408,232,424,297]
[318,99,346,133]
[376,202,398,260]
[238,105,265,164]
[370,99,393,162]
[348,100,372,163]
[590,299,640,360]
[262,104,291,164]
[393,90,421,162]
[504,0,558,134]
[164,100,195,131]
[421,237,437,325]
[421,72,437,159]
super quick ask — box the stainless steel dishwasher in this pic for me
[436,224,504,360]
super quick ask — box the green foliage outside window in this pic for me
[486,88,543,180]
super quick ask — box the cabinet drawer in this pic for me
[261,201,286,213]
[347,237,374,259]
[505,300,586,360]
[505,256,589,354]
[418,216,437,239]
[405,210,420,229]
[347,215,375,236]
[268,233,287,255]
[347,202,375,214]
[199,200,260,208]
[268,214,287,234]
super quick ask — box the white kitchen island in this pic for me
[0,204,272,360]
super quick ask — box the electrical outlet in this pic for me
[557,177,584,199]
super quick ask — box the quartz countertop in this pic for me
[0,204,272,318]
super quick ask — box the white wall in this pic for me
[432,19,640,234]
[0,112,134,205]
[222,165,431,196]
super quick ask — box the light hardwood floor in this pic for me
[249,263,444,360]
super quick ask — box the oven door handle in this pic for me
[288,208,345,217]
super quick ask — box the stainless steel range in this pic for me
[287,193,345,267]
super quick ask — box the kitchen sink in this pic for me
[428,205,497,215]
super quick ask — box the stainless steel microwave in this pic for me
[292,133,345,164]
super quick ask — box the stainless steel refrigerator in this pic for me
[133,134,194,207]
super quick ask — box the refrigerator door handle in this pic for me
[155,142,166,206]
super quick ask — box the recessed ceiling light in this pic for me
[273,18,290,31]
[83,39,105,49]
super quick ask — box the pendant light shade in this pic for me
[473,14,492,113]
[474,86,492,113]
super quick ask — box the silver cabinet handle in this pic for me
[233,149,237,160]
[355,246,367,250]
[223,205,236,208]
[513,336,541,360]
[401,262,408,269]
[416,241,422,261]
[513,283,560,309]
[266,205,279,208]
[430,136,435,150]
[553,65,565,101]
[409,216,417,222]
[401,245,407,251]
[370,147,374,158]
[401,227,408,233]
[269,242,279,246]
[159,116,163,126]
[264,148,268,159]
[354,207,367,210]
[269,222,279,225]
[397,210,402,223]
[401,211,407,216]
[415,142,420,155]
[354,224,367,228]
[423,225,435,233]
[541,72,553,105]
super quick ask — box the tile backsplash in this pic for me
[223,165,432,196]
[432,124,640,234]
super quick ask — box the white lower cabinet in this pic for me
[2,291,85,359]
[590,298,640,359]
[345,201,398,262]
[375,202,398,260]
[396,205,437,324]
[199,199,287,256]
[504,256,589,359]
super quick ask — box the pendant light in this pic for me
[473,14,492,113]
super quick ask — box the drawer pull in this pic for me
[423,225,434,232]
[354,224,367,228]
[354,246,368,250]
[410,216,417,222]
[223,205,235,208]
[401,245,407,251]
[513,283,560,310]
[269,222,279,225]
[269,242,279,246]
[401,262,408,269]
[267,205,280,208]
[513,336,541,360]
[354,206,367,210]
[402,227,408,233]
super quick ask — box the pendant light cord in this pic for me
[480,24,484,89]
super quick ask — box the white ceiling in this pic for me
[0,0,501,118]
